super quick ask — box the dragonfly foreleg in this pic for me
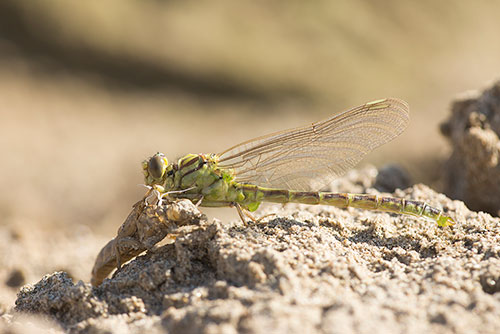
[141,185,167,206]
[195,196,204,207]
[141,185,156,205]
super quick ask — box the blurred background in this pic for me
[1,0,500,235]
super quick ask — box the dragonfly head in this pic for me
[142,152,170,187]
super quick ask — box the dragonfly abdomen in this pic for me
[252,187,454,227]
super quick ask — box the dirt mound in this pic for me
[441,80,500,215]
[11,169,500,334]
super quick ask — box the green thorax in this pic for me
[143,153,260,209]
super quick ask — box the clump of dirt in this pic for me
[441,80,500,215]
[11,169,500,333]
[90,199,206,286]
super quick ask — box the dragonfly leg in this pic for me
[233,203,275,225]
[195,196,204,207]
[242,209,258,222]
[141,184,169,206]
[141,186,166,206]
[141,186,155,205]
[234,202,250,225]
[254,213,276,224]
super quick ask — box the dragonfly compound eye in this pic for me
[148,153,168,180]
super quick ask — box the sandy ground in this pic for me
[3,166,500,334]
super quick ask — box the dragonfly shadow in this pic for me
[347,225,439,259]
[227,217,311,235]
[259,217,311,229]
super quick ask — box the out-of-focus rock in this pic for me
[5,269,25,288]
[325,164,411,195]
[374,164,412,193]
[441,81,500,215]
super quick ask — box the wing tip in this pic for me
[367,98,410,124]
[367,97,409,109]
[385,97,410,113]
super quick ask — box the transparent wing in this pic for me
[218,98,409,191]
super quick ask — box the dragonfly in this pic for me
[142,98,455,227]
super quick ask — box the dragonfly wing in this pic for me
[218,98,410,191]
